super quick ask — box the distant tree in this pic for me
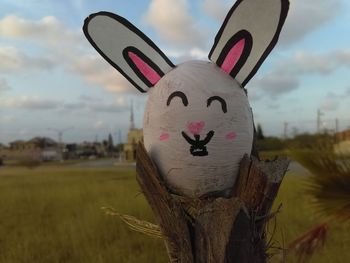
[108,133,114,152]
[286,133,334,150]
[34,137,47,149]
[256,136,285,151]
[116,143,123,153]
[256,124,265,140]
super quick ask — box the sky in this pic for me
[0,0,349,144]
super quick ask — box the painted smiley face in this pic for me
[143,61,254,197]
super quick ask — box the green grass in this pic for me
[0,166,349,262]
[270,173,350,262]
[0,166,167,263]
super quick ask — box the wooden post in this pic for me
[136,143,289,263]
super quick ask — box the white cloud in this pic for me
[346,87,350,96]
[0,46,22,71]
[79,94,101,102]
[0,46,55,73]
[335,49,350,66]
[0,78,11,91]
[201,0,231,21]
[201,0,342,46]
[0,115,15,123]
[90,103,127,113]
[320,92,341,112]
[0,14,82,47]
[145,0,205,47]
[0,96,62,110]
[93,120,104,129]
[251,47,350,99]
[0,15,127,94]
[0,14,133,93]
[63,102,87,110]
[189,48,208,60]
[267,103,280,110]
[247,89,262,101]
[163,47,208,63]
[291,52,334,74]
[115,96,127,107]
[69,55,135,93]
[275,49,350,76]
[320,98,339,111]
[256,72,299,97]
[280,0,341,45]
[0,94,129,114]
[62,95,129,113]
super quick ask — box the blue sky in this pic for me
[0,0,349,144]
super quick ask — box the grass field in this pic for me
[0,165,349,262]
[271,173,350,262]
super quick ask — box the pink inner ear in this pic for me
[221,39,245,74]
[128,51,161,85]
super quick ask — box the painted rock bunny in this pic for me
[83,0,289,197]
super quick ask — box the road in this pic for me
[288,161,309,175]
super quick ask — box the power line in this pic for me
[47,127,74,144]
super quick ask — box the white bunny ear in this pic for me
[209,0,289,87]
[83,12,175,93]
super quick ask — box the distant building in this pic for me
[75,141,107,158]
[9,137,57,151]
[3,137,60,162]
[334,129,350,154]
[41,148,61,161]
[0,144,7,163]
[123,102,143,162]
[63,143,78,160]
[124,129,143,161]
[335,129,350,142]
[0,143,5,149]
[9,140,31,151]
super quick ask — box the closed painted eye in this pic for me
[167,91,188,106]
[207,96,227,113]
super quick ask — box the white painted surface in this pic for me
[209,0,283,85]
[144,61,253,197]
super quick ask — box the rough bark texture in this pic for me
[136,143,289,263]
[136,142,193,263]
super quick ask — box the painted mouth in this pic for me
[181,130,215,156]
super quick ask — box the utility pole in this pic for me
[130,100,135,130]
[114,130,124,162]
[118,130,123,162]
[283,122,288,139]
[113,130,123,147]
[47,127,73,144]
[118,130,122,145]
[334,118,340,143]
[317,109,324,133]
[47,127,73,161]
[335,118,339,134]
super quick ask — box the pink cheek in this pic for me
[225,131,237,141]
[159,133,170,141]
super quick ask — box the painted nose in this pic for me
[187,121,205,135]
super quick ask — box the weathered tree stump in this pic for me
[136,142,289,263]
